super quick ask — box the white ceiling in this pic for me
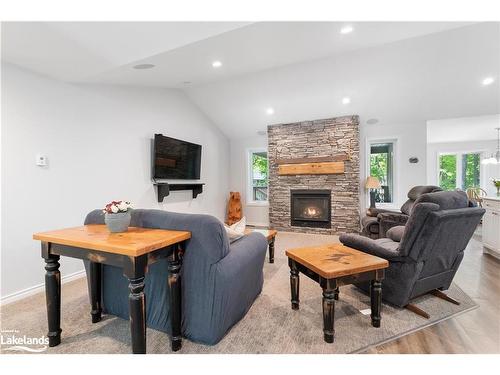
[2,21,471,87]
[427,114,500,143]
[2,21,499,140]
[1,22,250,82]
[185,22,500,138]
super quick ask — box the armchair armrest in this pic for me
[339,233,402,260]
[366,207,399,217]
[377,212,409,238]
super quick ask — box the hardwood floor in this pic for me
[366,233,500,353]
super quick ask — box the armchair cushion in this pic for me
[339,233,402,260]
[387,226,405,242]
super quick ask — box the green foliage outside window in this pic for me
[370,153,388,186]
[439,154,457,190]
[251,152,268,201]
[439,153,480,191]
[252,152,268,187]
[462,153,480,190]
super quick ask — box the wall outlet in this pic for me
[36,154,48,166]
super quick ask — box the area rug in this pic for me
[0,231,477,354]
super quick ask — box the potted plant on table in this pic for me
[103,200,133,233]
[492,178,500,197]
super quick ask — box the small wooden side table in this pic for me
[244,228,277,263]
[285,243,388,343]
[33,225,191,354]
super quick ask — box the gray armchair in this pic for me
[362,185,442,238]
[83,209,268,345]
[341,191,484,312]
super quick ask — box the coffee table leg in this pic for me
[89,262,102,323]
[322,280,336,343]
[289,259,300,310]
[370,279,382,328]
[168,243,183,352]
[268,237,275,264]
[43,244,62,347]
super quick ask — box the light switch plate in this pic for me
[36,154,48,166]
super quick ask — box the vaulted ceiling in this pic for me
[2,21,499,139]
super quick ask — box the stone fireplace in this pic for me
[291,190,331,228]
[268,115,360,234]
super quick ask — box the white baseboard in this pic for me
[1,269,86,306]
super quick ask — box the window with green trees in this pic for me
[438,152,481,191]
[370,142,394,203]
[438,154,457,191]
[461,153,480,190]
[250,151,268,202]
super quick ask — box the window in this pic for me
[369,141,395,204]
[438,152,481,191]
[247,149,268,204]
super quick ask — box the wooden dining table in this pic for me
[33,224,191,354]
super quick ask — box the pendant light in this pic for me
[482,127,500,165]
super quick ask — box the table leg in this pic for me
[334,287,339,301]
[289,259,300,310]
[124,256,147,354]
[43,250,62,347]
[268,237,275,263]
[370,279,382,328]
[89,262,102,323]
[168,243,183,352]
[322,280,336,343]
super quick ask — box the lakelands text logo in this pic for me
[0,329,48,353]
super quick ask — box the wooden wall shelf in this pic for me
[154,182,205,202]
[278,161,344,175]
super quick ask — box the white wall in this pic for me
[1,63,230,299]
[427,140,500,197]
[229,135,269,226]
[360,121,427,209]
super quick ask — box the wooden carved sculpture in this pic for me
[227,191,243,225]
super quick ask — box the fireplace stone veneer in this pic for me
[268,115,360,234]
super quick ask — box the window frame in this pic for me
[365,137,399,209]
[436,150,486,191]
[246,147,269,206]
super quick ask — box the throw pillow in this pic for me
[224,216,246,243]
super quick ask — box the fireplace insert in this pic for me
[290,189,331,228]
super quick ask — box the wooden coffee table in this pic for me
[244,228,277,263]
[33,225,191,354]
[285,243,388,343]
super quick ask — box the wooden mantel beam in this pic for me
[278,161,344,175]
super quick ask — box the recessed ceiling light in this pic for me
[212,60,222,68]
[133,64,155,70]
[342,97,351,105]
[266,107,275,115]
[482,77,495,85]
[340,26,354,34]
[182,81,191,85]
[257,130,267,136]
[367,118,379,125]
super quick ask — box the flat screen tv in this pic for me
[153,134,202,179]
